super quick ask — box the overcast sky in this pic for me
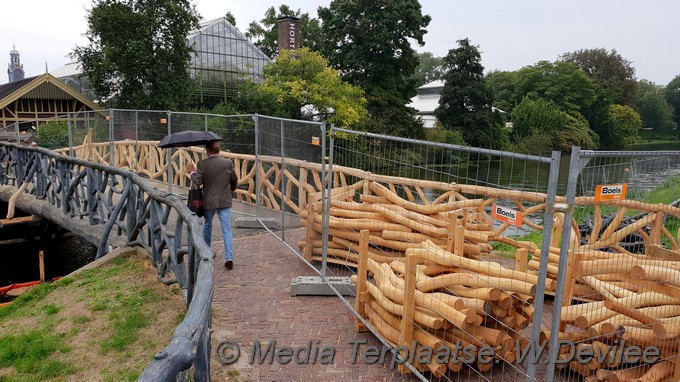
[1,0,678,86]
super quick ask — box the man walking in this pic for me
[187,140,238,269]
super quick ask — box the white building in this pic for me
[408,80,444,129]
[408,79,507,129]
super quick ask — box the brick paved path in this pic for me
[209,226,565,382]
[209,227,421,381]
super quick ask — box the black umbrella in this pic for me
[158,130,222,148]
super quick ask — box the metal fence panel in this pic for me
[57,109,680,381]
[320,127,561,381]
[549,147,680,382]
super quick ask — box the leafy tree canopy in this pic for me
[224,11,236,25]
[606,104,642,147]
[486,70,518,112]
[560,48,637,106]
[635,80,676,130]
[72,0,200,110]
[318,0,430,137]
[514,61,599,115]
[246,5,322,58]
[412,52,445,88]
[258,48,367,127]
[666,75,680,126]
[510,97,598,154]
[435,38,502,149]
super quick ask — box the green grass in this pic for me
[0,257,181,380]
[0,329,74,382]
[638,129,680,143]
[491,230,543,259]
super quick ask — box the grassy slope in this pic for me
[0,257,186,382]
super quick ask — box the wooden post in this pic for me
[454,209,467,257]
[363,178,370,198]
[559,225,582,331]
[446,211,455,253]
[446,209,467,255]
[87,128,93,162]
[398,253,418,374]
[515,248,528,273]
[551,212,564,247]
[647,210,663,255]
[38,250,45,283]
[354,230,370,332]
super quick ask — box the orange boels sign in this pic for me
[311,136,320,146]
[594,184,627,202]
[492,204,523,227]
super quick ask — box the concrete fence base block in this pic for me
[234,217,280,229]
[290,276,356,297]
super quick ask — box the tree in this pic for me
[560,48,637,106]
[72,0,200,110]
[486,70,518,112]
[318,0,431,137]
[510,97,598,153]
[434,39,501,149]
[666,75,680,126]
[411,52,445,88]
[245,5,322,58]
[514,60,612,141]
[635,80,676,130]
[606,104,642,147]
[514,61,598,115]
[224,11,236,25]
[258,48,367,126]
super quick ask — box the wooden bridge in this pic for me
[2,124,680,381]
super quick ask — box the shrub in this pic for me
[36,121,69,149]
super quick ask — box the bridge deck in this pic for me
[210,227,418,381]
[209,227,559,381]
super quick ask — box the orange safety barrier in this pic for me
[0,276,62,297]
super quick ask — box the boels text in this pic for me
[601,186,622,195]
[495,207,516,219]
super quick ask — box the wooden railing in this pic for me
[1,142,213,381]
[52,133,680,381]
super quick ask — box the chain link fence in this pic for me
[312,127,562,381]
[547,147,680,382]
[58,109,680,381]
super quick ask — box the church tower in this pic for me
[7,44,25,83]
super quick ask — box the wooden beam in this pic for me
[0,215,39,228]
[38,250,45,283]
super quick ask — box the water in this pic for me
[389,143,680,203]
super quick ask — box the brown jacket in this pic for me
[190,155,238,210]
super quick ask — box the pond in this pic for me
[376,142,680,219]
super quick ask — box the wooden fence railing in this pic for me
[53,133,680,381]
[1,141,213,381]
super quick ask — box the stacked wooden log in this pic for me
[526,203,680,300]
[297,182,499,267]
[350,229,537,376]
[553,250,680,381]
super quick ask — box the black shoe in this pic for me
[225,260,233,270]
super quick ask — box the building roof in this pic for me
[0,73,100,111]
[417,80,445,91]
[187,17,270,63]
[408,94,440,115]
[52,17,271,81]
[0,76,35,100]
[50,61,82,78]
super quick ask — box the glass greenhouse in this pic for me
[188,17,270,106]
[52,17,270,108]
